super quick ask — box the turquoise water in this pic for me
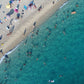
[0,0,84,84]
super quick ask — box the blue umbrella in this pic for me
[24,5,27,10]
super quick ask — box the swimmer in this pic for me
[71,11,76,14]
[36,32,38,35]
[63,28,66,35]
[35,44,38,48]
[71,9,76,14]
[24,39,27,45]
[31,34,34,38]
[24,63,26,66]
[32,31,34,33]
[63,11,65,14]
[4,60,7,63]
[54,24,56,28]
[20,68,22,71]
[64,56,67,60]
[45,37,47,41]
[15,78,18,81]
[59,75,63,77]
[67,10,69,13]
[5,55,9,58]
[48,32,51,37]
[7,59,10,64]
[4,75,8,79]
[4,68,7,72]
[43,43,46,47]
[28,49,32,56]
[56,14,58,17]
[31,35,33,38]
[43,62,46,65]
[46,27,49,31]
[63,31,65,35]
[67,15,69,18]
[37,30,39,33]
[62,19,64,23]
[49,29,51,33]
[48,80,55,83]
[76,3,79,7]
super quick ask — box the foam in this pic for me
[60,1,68,9]
[0,43,20,64]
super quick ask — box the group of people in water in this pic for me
[0,1,79,83]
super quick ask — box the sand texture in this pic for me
[0,0,67,58]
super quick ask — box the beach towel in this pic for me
[24,5,27,10]
[0,20,2,24]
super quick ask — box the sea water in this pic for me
[0,0,84,84]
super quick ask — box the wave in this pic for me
[0,56,5,64]
[60,1,69,9]
[0,42,21,64]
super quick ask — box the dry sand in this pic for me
[0,0,68,58]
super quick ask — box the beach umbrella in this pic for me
[6,4,10,8]
[28,1,33,7]
[14,8,18,13]
[9,0,13,4]
[24,5,28,10]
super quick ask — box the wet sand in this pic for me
[0,0,67,58]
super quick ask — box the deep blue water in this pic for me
[0,0,84,84]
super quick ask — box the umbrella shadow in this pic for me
[6,9,14,16]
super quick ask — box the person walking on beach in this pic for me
[33,21,36,28]
[23,28,26,35]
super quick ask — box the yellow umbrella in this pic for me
[6,3,10,8]
[1,43,4,46]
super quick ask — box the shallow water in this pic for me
[0,0,84,84]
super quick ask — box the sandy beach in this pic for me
[0,0,67,58]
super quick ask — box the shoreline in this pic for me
[0,0,68,59]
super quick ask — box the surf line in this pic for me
[0,41,22,64]
[60,1,69,9]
